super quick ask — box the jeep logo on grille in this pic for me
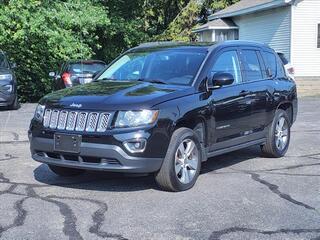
[70,103,82,108]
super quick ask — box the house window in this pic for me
[318,24,320,48]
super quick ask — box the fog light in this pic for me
[123,139,147,153]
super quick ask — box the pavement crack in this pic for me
[258,162,320,172]
[209,227,320,240]
[250,173,316,211]
[0,197,28,237]
[26,187,84,240]
[48,195,129,240]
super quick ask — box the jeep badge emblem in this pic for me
[70,103,82,108]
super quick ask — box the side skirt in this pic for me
[205,138,266,160]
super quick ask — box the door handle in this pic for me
[239,90,251,97]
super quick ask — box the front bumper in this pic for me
[0,91,15,106]
[30,136,164,173]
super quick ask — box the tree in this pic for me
[0,0,109,102]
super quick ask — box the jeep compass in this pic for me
[29,41,298,191]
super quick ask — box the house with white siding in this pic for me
[193,0,320,87]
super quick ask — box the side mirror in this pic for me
[207,72,234,89]
[49,72,56,78]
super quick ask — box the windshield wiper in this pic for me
[137,78,167,84]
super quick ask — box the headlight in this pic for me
[114,110,159,128]
[34,104,45,121]
[3,84,13,93]
[0,74,13,81]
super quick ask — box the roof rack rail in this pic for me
[137,41,184,48]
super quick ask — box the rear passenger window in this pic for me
[210,51,242,84]
[263,52,277,78]
[241,50,263,81]
[276,55,286,78]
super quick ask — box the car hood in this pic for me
[40,80,194,110]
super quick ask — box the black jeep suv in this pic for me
[29,41,297,191]
[0,51,19,109]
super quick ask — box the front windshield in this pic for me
[98,49,206,86]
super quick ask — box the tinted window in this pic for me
[277,53,289,65]
[0,53,9,68]
[98,50,207,86]
[241,50,263,81]
[210,51,241,84]
[263,52,277,78]
[276,55,286,78]
[69,62,106,74]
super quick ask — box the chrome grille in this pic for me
[66,111,77,131]
[97,113,110,132]
[86,113,99,132]
[49,110,59,129]
[75,112,88,131]
[43,109,111,133]
[43,109,52,128]
[57,111,68,130]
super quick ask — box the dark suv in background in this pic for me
[29,41,297,191]
[50,60,106,89]
[0,51,19,110]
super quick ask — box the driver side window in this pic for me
[210,51,242,85]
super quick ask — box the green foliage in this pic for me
[0,0,109,102]
[157,0,204,41]
[0,0,239,102]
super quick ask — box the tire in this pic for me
[48,164,85,177]
[155,127,202,192]
[261,109,291,158]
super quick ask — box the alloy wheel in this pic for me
[174,139,199,184]
[275,116,289,151]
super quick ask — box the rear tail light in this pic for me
[62,72,72,87]
[287,67,295,75]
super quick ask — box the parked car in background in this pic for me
[30,41,297,192]
[277,52,295,80]
[49,60,106,89]
[0,51,19,110]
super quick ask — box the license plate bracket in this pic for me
[54,133,82,153]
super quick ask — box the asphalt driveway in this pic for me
[0,98,319,240]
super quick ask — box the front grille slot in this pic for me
[66,111,77,131]
[86,112,99,132]
[57,111,68,130]
[97,113,110,132]
[43,109,52,128]
[76,112,88,131]
[63,154,79,162]
[82,156,101,163]
[42,109,111,133]
[49,110,59,129]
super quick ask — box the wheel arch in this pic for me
[276,101,293,125]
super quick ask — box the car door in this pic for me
[238,48,271,137]
[207,48,253,152]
